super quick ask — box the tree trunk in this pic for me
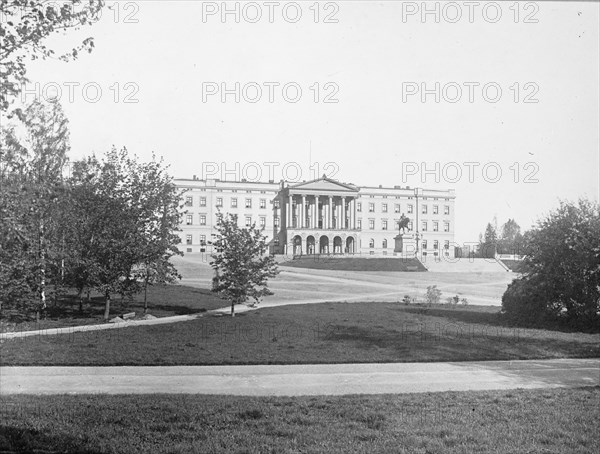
[104,292,111,320]
[231,299,235,317]
[143,280,148,315]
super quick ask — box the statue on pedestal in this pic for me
[394,213,410,252]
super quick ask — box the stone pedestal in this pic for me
[394,233,417,257]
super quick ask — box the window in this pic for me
[246,190,252,193]
[382,203,388,213]
[434,240,439,250]
[433,205,439,215]
[407,204,413,214]
[245,198,252,208]
[231,198,238,208]
[444,240,450,250]
[433,221,439,232]
[245,216,252,227]
[422,221,427,231]
[274,238,280,246]
[422,205,428,214]
[408,221,413,231]
[200,234,206,245]
[382,239,388,248]
[369,203,375,212]
[357,202,362,212]
[369,219,375,230]
[274,216,280,228]
[186,234,192,245]
[395,220,400,230]
[422,240,428,250]
[185,196,193,207]
[394,204,400,213]
[444,205,450,215]
[369,238,375,248]
[260,216,266,228]
[382,220,388,230]
[260,199,266,209]
[444,222,450,232]
[199,215,206,226]
[357,219,362,229]
[274,199,280,208]
[186,214,193,225]
[216,197,223,207]
[199,197,206,207]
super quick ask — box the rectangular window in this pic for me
[444,205,450,215]
[274,199,280,208]
[422,204,428,214]
[382,220,388,230]
[186,234,192,245]
[260,199,266,209]
[434,240,439,250]
[382,203,388,213]
[422,221,427,231]
[274,216,280,228]
[200,234,206,245]
[394,204,400,213]
[245,216,252,227]
[407,204,413,214]
[422,240,428,250]
[408,221,413,231]
[216,197,223,207]
[231,198,238,208]
[395,220,400,230]
[433,221,439,232]
[199,197,206,207]
[260,216,266,228]
[444,222,450,232]
[433,205,439,215]
[199,215,206,226]
[186,214,193,225]
[357,219,362,229]
[357,202,362,212]
[444,240,450,249]
[369,219,375,230]
[245,198,252,208]
[185,196,193,207]
[369,203,375,212]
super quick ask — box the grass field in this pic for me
[0,285,227,333]
[2,302,598,366]
[280,256,427,272]
[1,387,598,453]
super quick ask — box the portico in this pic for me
[280,176,359,255]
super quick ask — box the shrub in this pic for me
[425,285,442,306]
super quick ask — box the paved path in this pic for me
[1,359,598,396]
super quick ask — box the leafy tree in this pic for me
[0,99,69,316]
[0,0,105,112]
[425,285,441,305]
[211,213,279,316]
[497,218,524,255]
[478,222,497,258]
[502,199,600,327]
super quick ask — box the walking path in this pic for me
[1,359,598,396]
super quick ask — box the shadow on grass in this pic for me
[0,425,100,454]
[399,306,600,334]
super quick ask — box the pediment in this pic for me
[289,177,358,193]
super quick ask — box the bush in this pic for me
[425,285,442,306]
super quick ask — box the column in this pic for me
[341,197,346,229]
[328,196,333,229]
[301,195,306,228]
[286,195,291,228]
[314,195,319,229]
[353,197,357,229]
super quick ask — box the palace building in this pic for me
[176,175,456,258]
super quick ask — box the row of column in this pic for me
[285,194,357,229]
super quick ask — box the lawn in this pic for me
[280,256,427,272]
[0,285,228,333]
[2,302,599,366]
[1,388,598,453]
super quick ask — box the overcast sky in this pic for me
[19,0,600,243]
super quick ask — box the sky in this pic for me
[11,0,600,243]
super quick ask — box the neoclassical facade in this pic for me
[176,175,456,258]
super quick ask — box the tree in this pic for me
[67,147,183,320]
[502,199,600,327]
[497,218,524,255]
[0,99,70,316]
[210,213,279,316]
[0,0,105,112]
[478,222,497,258]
